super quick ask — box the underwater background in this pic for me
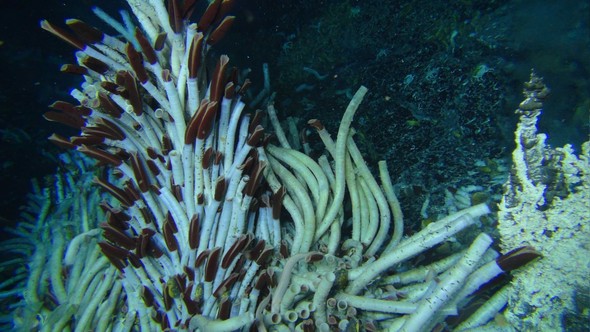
[0,0,588,226]
[0,0,588,330]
